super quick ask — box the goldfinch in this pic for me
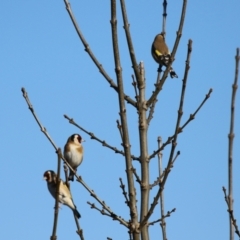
[64,134,84,181]
[43,170,81,219]
[151,33,178,78]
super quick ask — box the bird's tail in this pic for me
[68,170,75,181]
[170,68,178,78]
[73,208,81,219]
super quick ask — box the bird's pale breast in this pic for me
[64,143,83,168]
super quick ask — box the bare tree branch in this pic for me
[149,177,162,190]
[110,1,139,238]
[87,202,112,217]
[165,39,192,170]
[227,48,240,240]
[146,98,158,125]
[132,75,139,103]
[134,61,150,240]
[119,0,140,83]
[119,178,130,207]
[162,0,167,34]
[73,214,84,240]
[21,88,59,151]
[147,0,188,107]
[172,150,181,165]
[149,88,212,161]
[76,175,128,227]
[171,0,188,58]
[146,75,160,125]
[157,137,167,240]
[132,168,142,185]
[148,208,176,227]
[117,120,124,141]
[180,88,212,129]
[149,151,180,189]
[87,200,128,228]
[50,148,62,240]
[64,114,139,161]
[62,0,136,107]
[223,187,240,238]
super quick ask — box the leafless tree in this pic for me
[22,1,214,240]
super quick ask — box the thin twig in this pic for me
[227,48,240,240]
[223,187,240,237]
[171,150,180,165]
[64,114,139,161]
[74,214,84,240]
[50,148,62,240]
[87,202,111,217]
[69,170,84,240]
[157,137,167,240]
[180,88,213,130]
[76,176,128,227]
[148,208,176,227]
[146,97,158,125]
[21,88,59,151]
[132,168,142,185]
[149,177,161,189]
[147,76,160,125]
[162,0,167,34]
[164,39,192,176]
[147,0,188,107]
[110,1,139,237]
[87,201,127,226]
[62,0,136,107]
[119,178,130,207]
[117,120,123,141]
[119,0,140,83]
[132,75,139,102]
[147,70,161,125]
[22,87,128,228]
[149,151,180,189]
[148,88,212,161]
[171,0,188,61]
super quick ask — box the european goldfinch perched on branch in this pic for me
[64,134,84,181]
[151,33,178,78]
[43,170,81,219]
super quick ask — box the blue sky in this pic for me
[1,0,240,239]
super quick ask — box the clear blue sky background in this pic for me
[1,1,240,239]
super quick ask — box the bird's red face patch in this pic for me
[76,134,82,143]
[43,171,51,181]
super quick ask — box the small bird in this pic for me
[151,33,178,78]
[43,170,81,219]
[64,134,84,181]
